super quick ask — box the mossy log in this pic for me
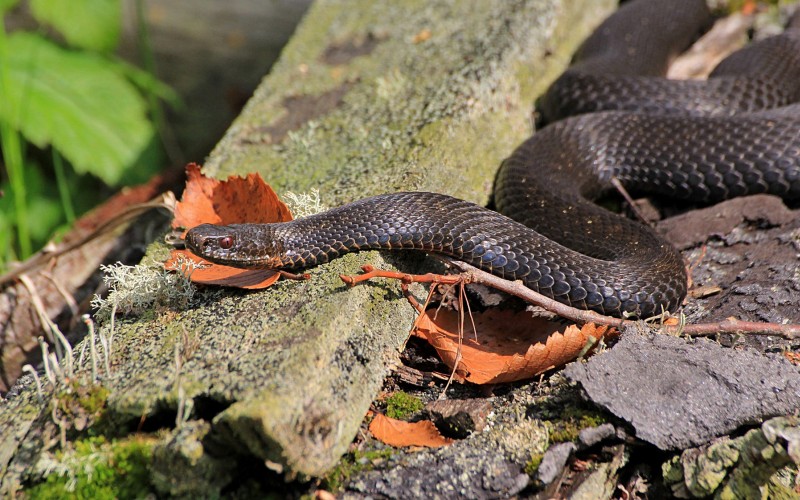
[1,0,613,493]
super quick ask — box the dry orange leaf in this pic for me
[414,309,618,385]
[172,163,292,233]
[369,414,454,448]
[165,163,293,289]
[165,251,282,289]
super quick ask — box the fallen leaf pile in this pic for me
[165,163,292,289]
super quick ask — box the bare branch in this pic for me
[340,261,800,339]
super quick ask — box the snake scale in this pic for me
[186,0,800,318]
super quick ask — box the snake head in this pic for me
[184,223,286,269]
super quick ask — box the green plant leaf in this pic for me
[0,0,20,15]
[0,32,154,185]
[114,59,182,109]
[29,0,120,52]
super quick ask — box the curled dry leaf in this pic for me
[369,413,454,448]
[172,163,292,232]
[414,308,618,385]
[165,163,293,289]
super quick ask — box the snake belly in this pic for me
[186,0,800,318]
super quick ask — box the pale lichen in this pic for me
[90,259,197,322]
[283,188,328,218]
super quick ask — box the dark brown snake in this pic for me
[186,0,800,318]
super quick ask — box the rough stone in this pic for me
[347,417,547,499]
[424,398,493,438]
[578,423,616,449]
[663,417,800,498]
[537,442,577,485]
[564,332,800,450]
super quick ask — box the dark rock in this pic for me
[657,194,793,250]
[537,442,577,485]
[578,423,616,449]
[564,332,800,450]
[424,398,493,438]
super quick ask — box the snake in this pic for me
[186,0,800,318]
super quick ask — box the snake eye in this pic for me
[219,236,234,249]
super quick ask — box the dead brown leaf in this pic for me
[165,251,281,289]
[414,308,618,384]
[172,163,292,234]
[369,413,454,448]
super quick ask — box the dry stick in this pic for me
[42,270,80,319]
[610,177,652,225]
[439,280,469,400]
[445,261,800,338]
[418,280,468,391]
[0,194,175,288]
[19,274,74,373]
[341,263,800,339]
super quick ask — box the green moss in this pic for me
[524,453,544,477]
[54,381,110,434]
[385,391,424,420]
[322,448,395,493]
[26,435,155,499]
[546,405,608,444]
[58,381,109,415]
[767,465,800,500]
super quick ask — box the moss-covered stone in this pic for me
[662,416,800,499]
[55,381,110,433]
[545,404,609,444]
[525,452,544,477]
[150,421,234,498]
[323,447,394,493]
[24,435,156,499]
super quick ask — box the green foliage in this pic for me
[1,32,154,185]
[0,0,19,14]
[0,157,105,261]
[0,0,168,266]
[30,0,120,52]
[385,391,424,420]
[25,436,156,499]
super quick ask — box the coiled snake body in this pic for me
[187,0,800,318]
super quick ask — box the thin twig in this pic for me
[340,261,800,339]
[439,281,467,400]
[0,194,175,288]
[611,177,651,225]
[448,261,800,338]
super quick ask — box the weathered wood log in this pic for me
[0,0,311,391]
